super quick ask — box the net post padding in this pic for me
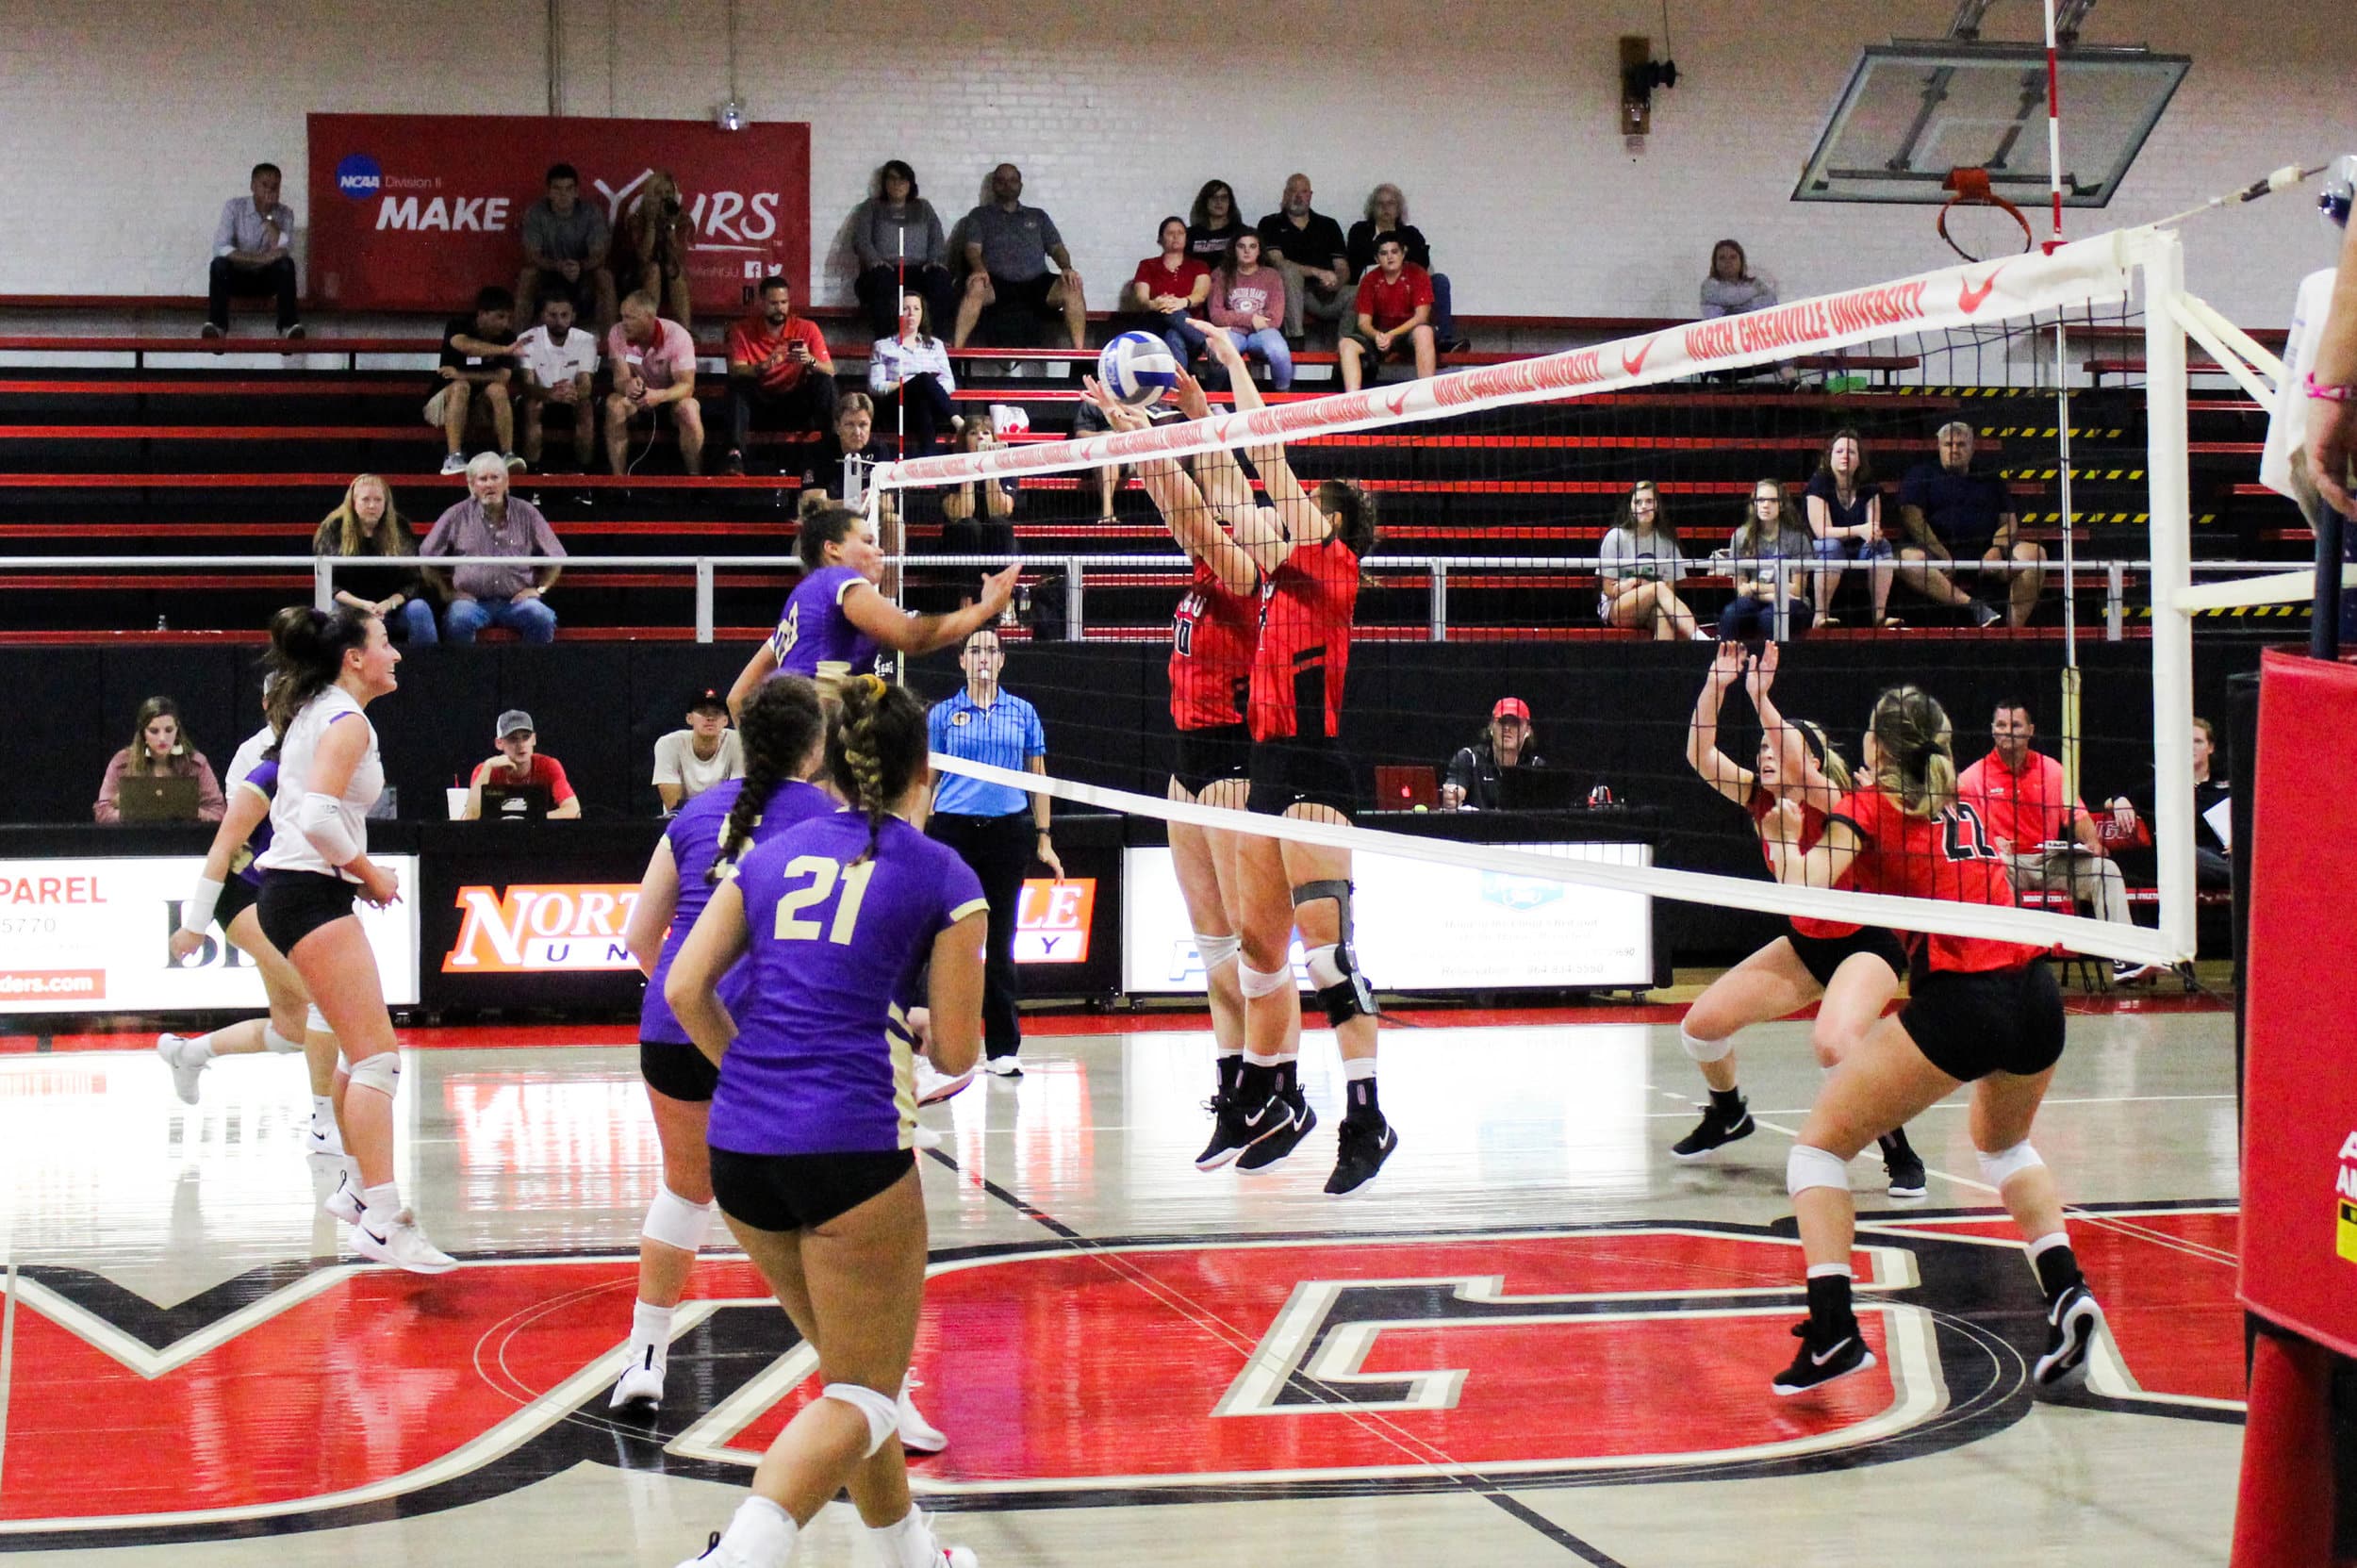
[877,232,2141,491]
[2139,227,2200,964]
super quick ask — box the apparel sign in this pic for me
[440,883,643,974]
[1014,878,1095,965]
[305,114,812,314]
[0,856,420,1015]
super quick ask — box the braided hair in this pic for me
[826,674,928,865]
[262,604,377,741]
[708,674,827,883]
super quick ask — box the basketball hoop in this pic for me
[1937,167,2036,262]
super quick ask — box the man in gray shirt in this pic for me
[206,162,301,339]
[516,163,617,330]
[952,163,1087,351]
[419,454,567,644]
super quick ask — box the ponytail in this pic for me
[826,674,928,865]
[1865,685,1956,818]
[709,675,827,883]
[263,604,375,739]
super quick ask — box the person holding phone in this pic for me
[723,276,839,477]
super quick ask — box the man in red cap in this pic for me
[1442,697,1547,810]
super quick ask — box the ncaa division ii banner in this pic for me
[305,114,810,316]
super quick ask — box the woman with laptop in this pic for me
[93,697,226,823]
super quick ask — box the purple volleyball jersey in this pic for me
[638,778,839,1046]
[231,759,279,887]
[707,813,985,1157]
[769,565,883,680]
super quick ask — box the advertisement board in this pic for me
[0,857,420,1015]
[305,114,811,315]
[1121,845,1653,994]
[1014,877,1096,965]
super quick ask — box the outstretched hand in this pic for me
[1082,375,1148,431]
[1202,330,1245,368]
[1171,369,1214,422]
[977,561,1021,615]
[1707,639,1748,685]
[1744,639,1780,705]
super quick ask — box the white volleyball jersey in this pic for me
[257,687,381,881]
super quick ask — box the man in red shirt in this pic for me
[723,275,838,477]
[463,709,582,820]
[1338,235,1437,391]
[1957,698,2151,981]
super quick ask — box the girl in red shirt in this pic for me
[1764,685,2101,1398]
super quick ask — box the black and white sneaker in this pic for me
[1772,1319,1876,1395]
[1671,1098,1755,1160]
[1236,1092,1316,1171]
[2110,960,2159,986]
[1197,1089,1288,1170]
[1969,600,2004,629]
[1881,1133,1928,1199]
[1324,1116,1397,1196]
[2032,1281,2106,1392]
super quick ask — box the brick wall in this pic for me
[0,0,2341,323]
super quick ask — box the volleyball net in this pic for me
[869,225,2209,976]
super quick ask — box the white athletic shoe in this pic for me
[157,1033,207,1105]
[439,453,468,475]
[982,1055,1022,1078]
[915,1057,976,1107]
[898,1374,948,1454]
[350,1210,456,1275]
[910,1122,945,1150]
[674,1532,748,1568]
[611,1347,667,1410]
[306,1115,347,1158]
[322,1165,364,1224]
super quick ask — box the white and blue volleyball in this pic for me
[1097,331,1180,407]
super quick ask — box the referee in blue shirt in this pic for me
[928,628,1063,1075]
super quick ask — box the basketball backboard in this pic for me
[1794,41,2189,206]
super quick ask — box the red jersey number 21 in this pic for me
[1939,803,2001,862]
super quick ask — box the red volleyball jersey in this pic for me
[1829,786,2048,973]
[1748,786,1861,941]
[1169,560,1256,731]
[1249,536,1359,743]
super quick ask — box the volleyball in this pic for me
[1097,330,1180,407]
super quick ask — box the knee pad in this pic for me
[345,1050,400,1098]
[1292,878,1357,946]
[1304,942,1378,1029]
[821,1380,900,1457]
[306,1003,331,1035]
[1787,1144,1851,1197]
[263,1026,304,1056]
[1978,1141,2044,1187]
[1194,932,1242,973]
[1239,962,1293,1000]
[1680,1027,1733,1065]
[641,1183,717,1253]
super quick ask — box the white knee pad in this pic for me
[1239,962,1293,999]
[1787,1144,1852,1197]
[822,1380,900,1456]
[263,1026,304,1055]
[345,1050,400,1098]
[1978,1141,2044,1186]
[1194,932,1242,973]
[305,1003,331,1035]
[1680,1027,1733,1064]
[642,1183,717,1253]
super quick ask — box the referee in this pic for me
[927,628,1062,1076]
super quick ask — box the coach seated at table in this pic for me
[463,710,581,820]
[419,454,566,644]
[94,697,227,823]
[1442,697,1548,811]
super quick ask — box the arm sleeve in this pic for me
[1411,269,1435,309]
[263,206,293,257]
[651,734,682,785]
[933,339,956,394]
[418,510,452,557]
[921,204,948,267]
[194,759,227,822]
[1025,703,1047,757]
[1444,748,1478,793]
[866,340,892,395]
[93,751,126,823]
[1353,274,1376,318]
[544,758,576,804]
[849,200,882,270]
[527,505,568,559]
[295,791,363,865]
[212,201,237,257]
[1039,210,1064,254]
[1207,274,1237,329]
[1406,227,1433,271]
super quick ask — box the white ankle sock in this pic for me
[1343,1057,1377,1082]
[311,1094,335,1126]
[184,1032,219,1062]
[632,1298,675,1359]
[360,1181,402,1225]
[869,1507,939,1568]
[719,1495,797,1567]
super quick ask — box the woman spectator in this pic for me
[1803,429,1899,629]
[1186,179,1245,264]
[95,697,226,823]
[1719,479,1819,643]
[623,170,697,329]
[866,291,956,455]
[848,160,953,345]
[1119,216,1211,368]
[1599,480,1705,640]
[1700,239,1777,317]
[316,474,437,645]
[939,416,1018,532]
[1207,232,1293,390]
[1346,183,1458,349]
[801,392,898,531]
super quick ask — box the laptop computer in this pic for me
[1494,767,1587,813]
[477,782,554,822]
[1373,765,1439,811]
[116,775,202,822]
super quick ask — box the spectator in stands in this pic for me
[1347,184,1459,351]
[1207,232,1292,389]
[512,293,601,472]
[1600,479,1705,640]
[1068,398,1124,520]
[868,290,957,455]
[1338,236,1437,391]
[953,164,1087,351]
[652,685,744,814]
[941,417,1018,569]
[1803,428,1898,629]
[1119,216,1211,367]
[604,291,704,476]
[463,710,581,819]
[516,163,617,331]
[1442,698,1547,810]
[800,392,896,522]
[317,474,437,645]
[849,159,954,344]
[1257,173,1351,346]
[94,697,226,823]
[1187,179,1245,263]
[420,454,566,644]
[206,161,301,340]
[1960,697,2153,984]
[1699,239,1776,317]
[1896,421,2046,627]
[2103,716,2232,890]
[622,170,697,329]
[723,276,837,477]
[1718,479,1819,642]
[431,286,520,475]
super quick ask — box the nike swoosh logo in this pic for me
[1243,1102,1276,1128]
[1811,1336,1854,1366]
[360,1227,388,1246]
[1384,389,1412,416]
[1621,335,1656,375]
[1957,264,2011,314]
